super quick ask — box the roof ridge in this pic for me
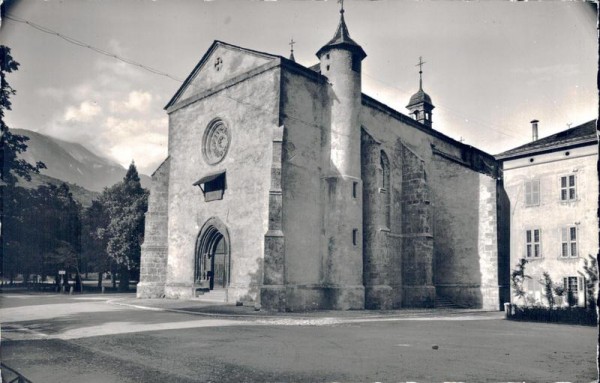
[496,119,597,158]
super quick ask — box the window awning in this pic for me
[193,170,226,187]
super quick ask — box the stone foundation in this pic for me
[137,282,166,299]
[365,285,394,309]
[403,285,435,308]
[164,283,195,299]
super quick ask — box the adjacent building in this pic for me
[497,120,598,307]
[137,8,508,311]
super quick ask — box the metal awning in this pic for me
[193,170,226,193]
[193,171,225,186]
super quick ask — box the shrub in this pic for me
[507,305,596,326]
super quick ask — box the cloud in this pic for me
[36,87,67,102]
[64,101,102,122]
[41,49,170,175]
[101,116,168,174]
[110,91,154,114]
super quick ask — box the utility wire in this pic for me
[5,12,525,142]
[362,70,525,140]
[4,14,185,83]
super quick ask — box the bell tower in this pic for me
[316,1,366,310]
[407,57,435,128]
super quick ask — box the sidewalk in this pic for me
[109,296,503,322]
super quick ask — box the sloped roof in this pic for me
[407,88,433,108]
[496,120,597,159]
[165,40,280,110]
[316,13,366,60]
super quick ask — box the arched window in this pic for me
[380,151,391,229]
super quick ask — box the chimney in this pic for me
[531,119,539,141]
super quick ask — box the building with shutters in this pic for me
[497,119,598,307]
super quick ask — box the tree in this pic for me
[581,254,598,309]
[0,46,45,279]
[81,200,110,287]
[100,162,148,291]
[0,46,45,186]
[3,183,82,286]
[541,272,555,308]
[511,258,530,305]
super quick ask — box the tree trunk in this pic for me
[97,270,103,289]
[111,263,117,289]
[118,264,130,292]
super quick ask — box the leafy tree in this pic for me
[0,46,45,185]
[511,258,530,305]
[3,183,82,285]
[541,272,555,308]
[100,162,148,291]
[0,46,45,279]
[581,254,598,309]
[81,200,110,287]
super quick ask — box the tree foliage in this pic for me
[541,272,555,308]
[81,199,110,286]
[0,45,45,186]
[581,254,598,309]
[510,258,530,304]
[100,162,148,290]
[3,183,81,281]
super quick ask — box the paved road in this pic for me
[1,292,597,382]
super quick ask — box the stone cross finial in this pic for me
[289,38,296,61]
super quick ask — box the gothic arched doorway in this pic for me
[195,218,230,291]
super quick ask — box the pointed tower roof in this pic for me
[316,7,366,60]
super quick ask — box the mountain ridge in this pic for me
[13,128,151,193]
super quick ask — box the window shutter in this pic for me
[525,182,532,205]
[532,180,540,204]
[578,277,585,307]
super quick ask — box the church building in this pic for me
[137,7,508,311]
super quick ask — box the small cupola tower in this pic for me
[315,2,367,310]
[407,57,435,128]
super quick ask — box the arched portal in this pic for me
[195,217,230,291]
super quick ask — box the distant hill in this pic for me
[18,173,100,207]
[13,129,151,193]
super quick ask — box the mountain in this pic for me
[21,173,100,207]
[13,129,151,193]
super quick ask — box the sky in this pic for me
[0,0,597,175]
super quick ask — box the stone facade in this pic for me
[137,158,170,298]
[137,12,507,311]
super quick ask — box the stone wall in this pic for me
[430,154,500,310]
[137,158,170,298]
[277,67,328,310]
[360,98,502,310]
[164,51,280,303]
[399,143,434,308]
[361,130,403,309]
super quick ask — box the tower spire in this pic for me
[416,56,426,90]
[407,56,435,129]
[315,0,366,60]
